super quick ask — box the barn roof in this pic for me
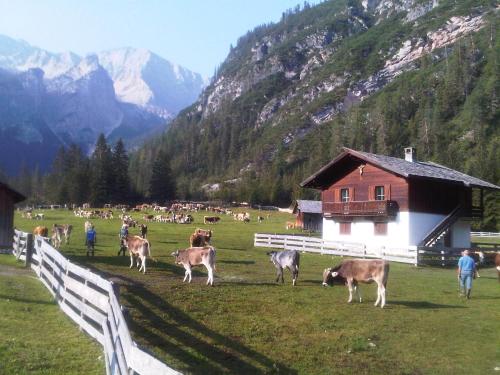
[0,178,26,203]
[292,200,322,214]
[301,148,500,190]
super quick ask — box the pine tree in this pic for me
[111,139,130,203]
[149,151,176,204]
[90,134,113,207]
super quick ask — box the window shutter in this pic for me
[349,187,355,202]
[334,188,340,202]
[368,185,375,201]
[384,184,391,200]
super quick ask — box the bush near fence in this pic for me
[12,229,180,375]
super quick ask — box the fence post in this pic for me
[25,233,33,267]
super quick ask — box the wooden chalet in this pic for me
[0,179,25,249]
[292,200,322,232]
[301,147,499,249]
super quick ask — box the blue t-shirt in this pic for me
[86,230,96,242]
[458,255,475,272]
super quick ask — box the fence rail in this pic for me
[471,231,500,238]
[12,229,180,375]
[254,233,498,267]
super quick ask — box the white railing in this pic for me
[471,231,500,238]
[254,233,418,265]
[12,229,181,375]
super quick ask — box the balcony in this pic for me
[323,200,398,218]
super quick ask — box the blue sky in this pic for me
[0,0,321,77]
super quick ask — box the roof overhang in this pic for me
[0,181,26,203]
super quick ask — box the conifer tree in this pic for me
[149,151,175,203]
[111,139,130,203]
[90,134,113,207]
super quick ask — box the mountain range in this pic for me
[0,35,205,175]
[131,0,499,218]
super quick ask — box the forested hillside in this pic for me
[130,0,499,229]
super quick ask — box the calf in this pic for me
[33,226,48,237]
[189,228,212,247]
[53,224,73,245]
[122,235,151,273]
[204,216,220,224]
[323,259,389,308]
[171,246,216,285]
[267,250,300,286]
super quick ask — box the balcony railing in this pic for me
[323,200,398,217]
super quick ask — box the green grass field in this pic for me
[10,209,500,374]
[0,255,103,375]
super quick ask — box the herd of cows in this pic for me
[22,204,500,310]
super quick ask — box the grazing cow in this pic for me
[33,226,48,237]
[322,259,390,308]
[495,253,500,282]
[189,228,212,247]
[267,250,300,286]
[285,221,295,230]
[122,235,151,273]
[33,213,44,220]
[204,216,220,224]
[143,214,154,222]
[53,224,73,245]
[257,216,264,223]
[171,246,216,285]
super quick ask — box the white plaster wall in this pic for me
[451,219,471,247]
[408,212,446,246]
[322,212,410,248]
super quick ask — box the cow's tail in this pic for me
[144,240,158,262]
[294,250,300,269]
[383,262,390,287]
[210,246,217,271]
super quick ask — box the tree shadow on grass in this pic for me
[390,300,467,309]
[121,277,296,374]
[0,294,56,305]
[219,260,255,265]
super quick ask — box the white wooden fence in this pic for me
[471,231,500,238]
[254,233,418,264]
[254,233,499,267]
[12,229,181,375]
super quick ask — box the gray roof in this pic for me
[0,178,26,203]
[301,148,500,190]
[294,200,322,214]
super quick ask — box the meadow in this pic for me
[9,208,500,374]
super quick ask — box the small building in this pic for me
[292,200,323,232]
[0,179,26,249]
[301,147,499,249]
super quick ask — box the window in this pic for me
[340,222,351,235]
[374,222,387,235]
[375,186,385,201]
[341,188,350,202]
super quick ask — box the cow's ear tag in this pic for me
[331,272,338,277]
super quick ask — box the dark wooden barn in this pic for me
[0,179,25,250]
[292,200,323,232]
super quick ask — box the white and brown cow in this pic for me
[122,235,151,273]
[322,259,390,308]
[171,246,216,285]
[52,224,73,246]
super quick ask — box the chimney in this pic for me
[404,147,416,162]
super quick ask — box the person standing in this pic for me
[118,224,129,256]
[86,226,97,257]
[457,249,476,299]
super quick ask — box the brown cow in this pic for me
[496,252,500,282]
[189,228,212,247]
[322,259,390,308]
[171,246,216,285]
[203,216,220,224]
[33,226,48,237]
[122,235,151,273]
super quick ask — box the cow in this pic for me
[267,250,300,286]
[189,228,212,247]
[53,224,73,245]
[322,259,390,308]
[171,246,216,285]
[496,252,500,282]
[257,216,264,223]
[285,221,295,230]
[33,213,44,220]
[33,226,48,237]
[122,235,152,273]
[204,216,220,224]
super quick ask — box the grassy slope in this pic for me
[13,209,500,374]
[0,256,103,375]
